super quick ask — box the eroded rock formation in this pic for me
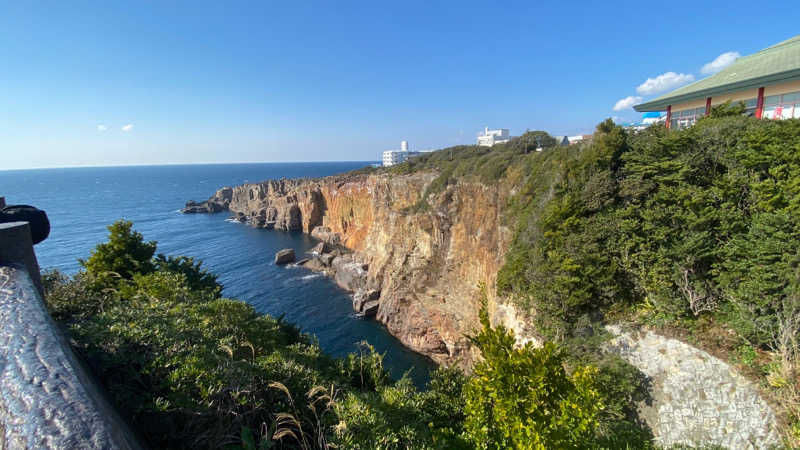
[186,172,513,366]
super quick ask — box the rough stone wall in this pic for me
[0,265,143,449]
[606,325,781,449]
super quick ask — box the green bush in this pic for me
[463,306,602,449]
[80,220,157,287]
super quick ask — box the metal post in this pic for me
[756,87,765,119]
[0,222,43,295]
[0,197,5,208]
[666,105,672,129]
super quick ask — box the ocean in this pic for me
[0,162,435,386]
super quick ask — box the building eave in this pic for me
[633,69,800,112]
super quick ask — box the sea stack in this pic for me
[274,248,295,265]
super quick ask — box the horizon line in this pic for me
[0,159,380,172]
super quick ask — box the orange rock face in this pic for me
[206,171,514,367]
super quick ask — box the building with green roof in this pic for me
[634,35,800,129]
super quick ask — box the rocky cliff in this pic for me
[186,172,513,366]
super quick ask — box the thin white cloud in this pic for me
[121,124,134,132]
[636,72,695,95]
[701,51,740,75]
[613,96,643,111]
[97,125,107,132]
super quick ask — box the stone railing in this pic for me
[0,212,145,448]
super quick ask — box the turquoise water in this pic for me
[0,163,435,386]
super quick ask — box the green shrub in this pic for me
[462,306,602,449]
[154,254,222,296]
[80,220,156,287]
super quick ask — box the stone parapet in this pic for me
[0,264,145,449]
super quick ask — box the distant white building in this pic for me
[477,127,512,147]
[568,134,593,145]
[382,140,421,167]
[567,135,584,145]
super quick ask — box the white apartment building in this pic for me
[382,140,420,167]
[477,127,512,146]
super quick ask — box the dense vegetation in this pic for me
[46,221,638,449]
[502,112,800,443]
[382,109,800,444]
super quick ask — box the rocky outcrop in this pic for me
[182,187,233,213]
[190,172,513,366]
[274,249,295,265]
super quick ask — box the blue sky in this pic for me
[1,1,797,169]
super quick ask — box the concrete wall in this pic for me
[0,222,145,449]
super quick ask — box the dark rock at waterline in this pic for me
[181,199,226,214]
[275,248,295,265]
[362,300,379,317]
[353,289,381,312]
[300,256,327,272]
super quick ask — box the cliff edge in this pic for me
[185,172,513,366]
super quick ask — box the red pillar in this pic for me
[705,97,712,115]
[665,105,672,129]
[755,87,765,119]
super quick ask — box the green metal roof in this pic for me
[634,35,800,112]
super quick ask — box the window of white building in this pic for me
[670,107,706,129]
[763,91,800,119]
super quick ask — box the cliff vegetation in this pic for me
[381,107,800,444]
[44,221,640,449]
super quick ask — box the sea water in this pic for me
[0,163,435,386]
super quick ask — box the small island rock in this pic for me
[275,248,296,265]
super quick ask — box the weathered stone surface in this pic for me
[319,253,334,267]
[0,265,143,449]
[299,256,327,272]
[311,226,342,245]
[606,326,780,449]
[332,255,368,292]
[274,248,295,265]
[352,289,380,312]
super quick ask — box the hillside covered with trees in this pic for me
[390,106,800,445]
